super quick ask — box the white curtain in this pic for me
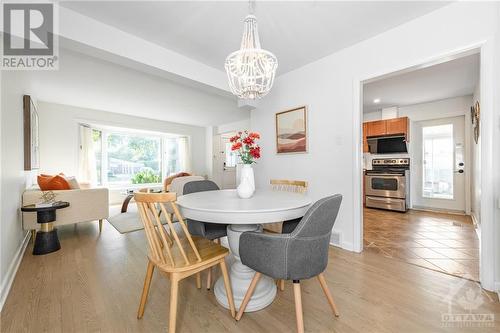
[78,125,97,186]
[178,136,191,173]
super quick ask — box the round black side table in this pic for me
[21,201,70,255]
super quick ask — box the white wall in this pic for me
[363,110,382,121]
[250,2,499,290]
[215,119,251,135]
[1,71,35,307]
[491,7,500,291]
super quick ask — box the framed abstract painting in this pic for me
[275,106,307,154]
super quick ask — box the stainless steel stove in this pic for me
[365,158,410,212]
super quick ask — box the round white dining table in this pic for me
[176,189,312,312]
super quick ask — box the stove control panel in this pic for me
[372,158,410,166]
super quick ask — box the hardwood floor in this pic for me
[2,220,499,332]
[364,208,480,281]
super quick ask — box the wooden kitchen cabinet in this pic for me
[364,116,409,141]
[386,117,408,137]
[366,120,387,137]
[363,123,369,153]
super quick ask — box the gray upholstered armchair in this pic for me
[236,194,343,332]
[182,180,228,289]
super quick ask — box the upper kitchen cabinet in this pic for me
[365,117,409,141]
[366,120,386,137]
[363,123,369,152]
[386,117,408,136]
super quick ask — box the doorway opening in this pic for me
[360,51,481,281]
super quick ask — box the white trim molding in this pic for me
[0,231,30,311]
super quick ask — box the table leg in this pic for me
[214,224,277,312]
[33,222,61,255]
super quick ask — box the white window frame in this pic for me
[88,125,188,189]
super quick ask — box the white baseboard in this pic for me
[0,231,30,311]
[470,212,481,239]
[329,230,355,251]
[340,241,354,251]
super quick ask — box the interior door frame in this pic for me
[352,43,496,291]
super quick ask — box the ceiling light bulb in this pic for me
[373,98,381,104]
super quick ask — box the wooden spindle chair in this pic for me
[134,192,235,333]
[265,180,308,234]
[270,179,308,194]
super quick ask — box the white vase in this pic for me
[237,164,255,199]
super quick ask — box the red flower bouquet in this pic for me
[230,131,261,164]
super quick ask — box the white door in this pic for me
[220,136,237,189]
[412,116,466,212]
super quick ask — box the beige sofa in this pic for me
[165,175,205,219]
[22,186,109,232]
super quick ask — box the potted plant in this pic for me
[230,131,261,198]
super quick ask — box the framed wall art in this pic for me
[470,101,480,144]
[23,95,40,170]
[276,106,307,154]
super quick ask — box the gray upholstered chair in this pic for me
[183,180,228,289]
[235,194,343,333]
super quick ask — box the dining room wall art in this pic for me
[275,106,307,154]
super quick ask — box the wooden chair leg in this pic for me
[169,276,179,333]
[276,279,285,291]
[207,267,212,290]
[219,260,236,318]
[196,272,201,289]
[317,273,339,317]
[137,260,155,319]
[207,238,220,290]
[235,272,261,321]
[293,280,304,333]
[98,219,103,233]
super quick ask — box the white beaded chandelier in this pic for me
[225,2,278,99]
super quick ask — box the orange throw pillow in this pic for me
[37,175,71,191]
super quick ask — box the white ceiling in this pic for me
[363,53,480,112]
[60,1,450,75]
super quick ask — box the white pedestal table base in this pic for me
[213,224,277,312]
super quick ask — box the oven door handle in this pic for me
[366,196,391,202]
[365,175,405,180]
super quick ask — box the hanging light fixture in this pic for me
[225,0,278,99]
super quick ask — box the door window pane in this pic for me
[107,133,161,185]
[422,124,453,199]
[225,142,237,168]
